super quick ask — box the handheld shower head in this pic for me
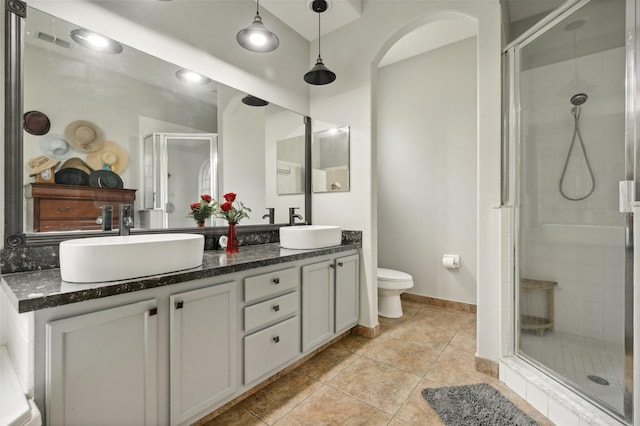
[570,93,588,106]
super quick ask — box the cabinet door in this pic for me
[301,260,334,352]
[335,254,360,333]
[170,282,237,426]
[46,299,158,426]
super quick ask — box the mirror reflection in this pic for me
[22,6,306,233]
[276,136,305,195]
[312,126,350,192]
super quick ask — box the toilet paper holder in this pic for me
[442,254,460,269]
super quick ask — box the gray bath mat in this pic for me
[421,383,538,426]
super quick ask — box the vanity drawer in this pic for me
[244,316,300,384]
[244,292,299,333]
[244,267,299,303]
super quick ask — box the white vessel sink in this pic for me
[60,234,204,283]
[279,225,342,250]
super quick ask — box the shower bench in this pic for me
[520,278,558,336]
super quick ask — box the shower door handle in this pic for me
[619,181,635,213]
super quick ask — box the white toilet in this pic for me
[377,268,414,318]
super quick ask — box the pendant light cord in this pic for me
[317,12,322,59]
[256,0,260,15]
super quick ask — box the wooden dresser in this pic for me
[25,183,137,232]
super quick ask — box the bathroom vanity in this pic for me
[1,241,360,426]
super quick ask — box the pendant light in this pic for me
[242,94,269,107]
[236,0,279,53]
[304,0,336,85]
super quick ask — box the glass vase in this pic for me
[197,221,205,228]
[226,222,239,253]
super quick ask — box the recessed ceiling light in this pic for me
[70,29,123,54]
[175,69,212,86]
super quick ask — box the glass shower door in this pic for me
[510,0,632,420]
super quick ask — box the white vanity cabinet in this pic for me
[334,254,360,333]
[169,282,237,426]
[302,254,360,351]
[243,267,301,385]
[301,260,335,352]
[33,248,360,426]
[45,299,159,426]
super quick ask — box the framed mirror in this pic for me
[312,126,350,192]
[4,3,311,247]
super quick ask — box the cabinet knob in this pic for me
[272,278,280,284]
[338,262,344,267]
[56,205,71,213]
[175,301,184,309]
[273,336,280,343]
[329,264,335,269]
[149,307,158,316]
[272,304,280,312]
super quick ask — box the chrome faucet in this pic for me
[288,207,303,226]
[262,208,275,224]
[96,205,113,231]
[119,204,133,236]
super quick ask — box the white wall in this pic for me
[519,47,626,343]
[377,37,478,305]
[310,4,502,361]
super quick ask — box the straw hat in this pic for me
[39,134,73,160]
[86,141,128,174]
[64,120,105,153]
[55,157,94,186]
[28,155,60,176]
[23,111,51,136]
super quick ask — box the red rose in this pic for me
[201,194,212,202]
[190,203,199,210]
[220,202,232,212]
[223,192,236,202]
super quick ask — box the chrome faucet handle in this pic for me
[118,204,133,236]
[98,205,113,231]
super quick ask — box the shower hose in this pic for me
[558,105,596,201]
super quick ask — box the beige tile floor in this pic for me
[204,299,553,425]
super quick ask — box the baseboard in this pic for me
[401,293,477,314]
[351,323,380,339]
[475,356,499,377]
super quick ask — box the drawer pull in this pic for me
[273,336,280,343]
[149,307,158,316]
[175,301,184,309]
[272,304,280,312]
[272,278,280,284]
[329,264,335,269]
[338,262,344,267]
[56,206,71,213]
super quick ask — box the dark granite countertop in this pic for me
[1,242,360,313]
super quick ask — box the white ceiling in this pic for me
[506,0,563,22]
[260,0,564,67]
[261,0,362,41]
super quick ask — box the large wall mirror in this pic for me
[4,3,310,247]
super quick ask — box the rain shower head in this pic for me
[570,93,588,106]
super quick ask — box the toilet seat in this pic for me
[378,268,413,290]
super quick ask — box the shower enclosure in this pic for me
[505,0,634,421]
